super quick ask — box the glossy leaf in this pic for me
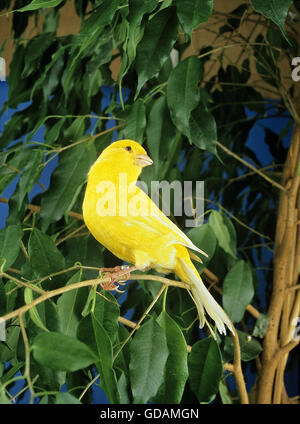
[24,288,49,332]
[187,223,217,273]
[223,260,254,323]
[32,331,97,371]
[251,0,293,38]
[175,0,213,35]
[77,313,120,404]
[67,0,119,85]
[208,210,237,258]
[224,330,262,362]
[153,311,188,404]
[129,318,169,404]
[28,228,65,277]
[93,291,120,342]
[167,56,202,136]
[16,150,43,210]
[17,0,64,11]
[146,96,177,179]
[0,225,23,271]
[252,313,269,338]
[123,99,146,141]
[55,392,81,404]
[57,271,88,337]
[120,0,159,83]
[135,8,179,97]
[188,337,222,403]
[40,143,96,225]
[189,106,217,154]
[0,386,11,404]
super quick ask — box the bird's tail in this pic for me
[175,256,234,337]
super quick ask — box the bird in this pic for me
[82,139,234,336]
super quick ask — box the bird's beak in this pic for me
[135,154,153,167]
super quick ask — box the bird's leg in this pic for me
[100,265,138,292]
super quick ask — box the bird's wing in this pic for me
[119,187,208,258]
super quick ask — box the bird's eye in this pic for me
[125,146,132,152]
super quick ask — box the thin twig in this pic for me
[0,272,45,295]
[18,313,35,404]
[113,283,168,362]
[216,141,287,192]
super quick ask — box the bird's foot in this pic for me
[100,265,137,293]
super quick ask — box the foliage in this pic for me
[0,0,299,404]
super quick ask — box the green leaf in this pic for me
[77,313,120,404]
[45,118,66,145]
[16,150,43,210]
[32,331,97,371]
[114,325,131,380]
[153,311,188,404]
[224,330,262,362]
[188,337,222,403]
[0,386,11,404]
[146,96,177,179]
[6,45,29,109]
[135,8,179,97]
[63,117,85,141]
[187,223,217,273]
[94,290,120,342]
[117,371,131,404]
[22,32,55,78]
[17,0,64,11]
[122,99,146,141]
[188,106,217,155]
[24,288,49,332]
[250,0,293,39]
[28,228,65,278]
[125,0,160,65]
[252,313,269,338]
[208,210,237,258]
[0,225,23,271]
[128,0,159,28]
[0,279,5,315]
[55,392,82,404]
[57,271,88,337]
[175,0,213,36]
[40,143,96,225]
[64,0,119,92]
[223,260,254,323]
[167,56,202,137]
[218,380,232,404]
[129,318,169,404]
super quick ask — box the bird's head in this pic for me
[90,139,153,182]
[102,139,153,167]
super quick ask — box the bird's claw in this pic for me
[101,275,126,293]
[99,265,137,293]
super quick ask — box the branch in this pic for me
[0,273,186,322]
[216,141,287,192]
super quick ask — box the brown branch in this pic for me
[256,123,300,404]
[0,273,187,323]
[232,331,249,404]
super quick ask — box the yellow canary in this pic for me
[82,139,234,336]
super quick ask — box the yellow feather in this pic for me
[82,139,234,335]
